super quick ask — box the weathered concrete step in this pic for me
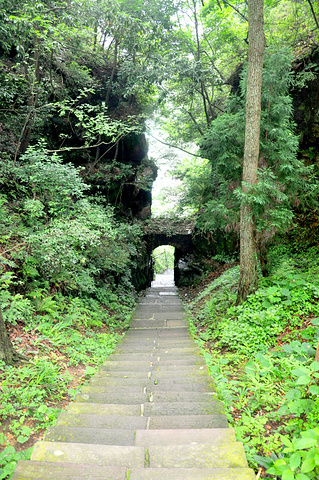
[129,467,256,480]
[75,391,147,404]
[102,358,205,368]
[129,320,188,329]
[31,442,145,467]
[124,328,191,337]
[59,410,228,430]
[90,373,213,385]
[90,378,216,392]
[135,428,236,445]
[113,340,196,348]
[56,413,148,429]
[148,443,248,468]
[148,414,229,429]
[80,386,219,404]
[94,370,150,379]
[107,355,205,365]
[134,305,185,313]
[45,426,135,445]
[11,461,126,480]
[67,403,142,416]
[132,311,187,320]
[144,402,225,416]
[100,364,207,373]
[112,347,200,355]
[31,441,247,470]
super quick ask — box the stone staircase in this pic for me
[12,283,255,480]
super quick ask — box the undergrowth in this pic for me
[0,290,130,479]
[187,244,319,480]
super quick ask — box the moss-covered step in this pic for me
[148,414,229,429]
[55,413,147,429]
[143,401,226,416]
[134,428,236,446]
[66,403,142,416]
[44,426,136,445]
[11,461,126,480]
[148,443,248,469]
[129,467,256,480]
[31,442,145,467]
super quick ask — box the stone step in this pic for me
[11,461,126,480]
[148,415,229,429]
[90,378,216,392]
[67,403,142,416]
[123,328,191,337]
[106,356,206,365]
[75,391,147,404]
[31,442,145,468]
[113,340,196,348]
[45,426,135,446]
[134,428,236,446]
[144,402,226,416]
[56,413,148,429]
[111,347,200,355]
[148,443,248,469]
[80,386,220,404]
[134,305,186,313]
[31,441,248,470]
[100,364,207,373]
[129,320,188,329]
[102,358,205,367]
[129,467,256,480]
[132,311,187,320]
[58,411,229,430]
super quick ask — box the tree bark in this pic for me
[236,0,265,304]
[0,305,14,365]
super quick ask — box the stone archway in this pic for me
[143,218,198,287]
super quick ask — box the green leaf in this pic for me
[290,452,302,471]
[16,435,29,444]
[310,361,319,372]
[281,436,293,449]
[300,455,316,474]
[295,474,311,480]
[282,469,295,480]
[309,385,319,395]
[295,437,317,450]
[292,368,311,377]
[296,375,312,385]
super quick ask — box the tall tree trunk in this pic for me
[0,305,14,365]
[236,0,265,305]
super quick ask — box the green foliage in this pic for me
[197,48,318,239]
[153,245,174,273]
[0,445,33,480]
[188,245,319,478]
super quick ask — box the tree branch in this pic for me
[306,0,319,29]
[147,133,207,159]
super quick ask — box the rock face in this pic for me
[292,49,319,162]
[85,133,158,221]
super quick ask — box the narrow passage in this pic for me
[12,275,255,479]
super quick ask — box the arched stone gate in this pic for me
[144,218,198,286]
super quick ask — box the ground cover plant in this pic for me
[184,244,319,479]
[0,290,130,480]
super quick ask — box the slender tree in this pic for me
[0,306,14,364]
[236,0,265,304]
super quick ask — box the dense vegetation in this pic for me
[185,244,319,479]
[1,0,319,478]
